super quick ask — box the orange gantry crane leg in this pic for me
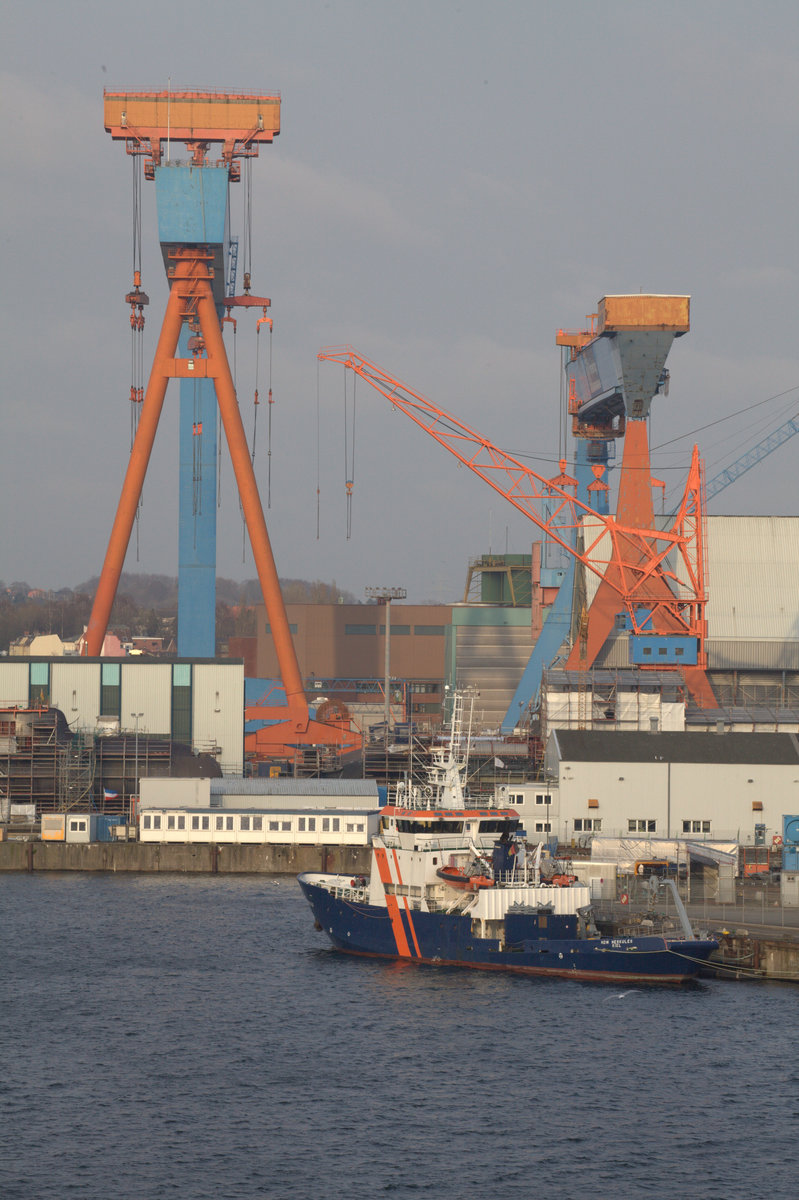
[85,248,309,733]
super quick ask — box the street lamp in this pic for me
[131,712,144,821]
[365,586,406,733]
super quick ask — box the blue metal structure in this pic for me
[154,165,230,657]
[705,414,799,502]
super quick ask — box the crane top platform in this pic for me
[104,89,280,167]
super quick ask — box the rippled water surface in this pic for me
[2,873,798,1199]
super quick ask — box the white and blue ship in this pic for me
[299,693,717,985]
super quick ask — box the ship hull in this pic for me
[299,876,717,985]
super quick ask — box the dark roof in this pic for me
[550,729,799,766]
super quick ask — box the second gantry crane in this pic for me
[319,295,716,712]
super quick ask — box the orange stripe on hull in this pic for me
[373,847,412,957]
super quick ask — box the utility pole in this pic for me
[131,711,144,821]
[366,586,407,733]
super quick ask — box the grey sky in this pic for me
[2,0,798,604]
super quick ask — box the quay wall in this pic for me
[0,840,370,876]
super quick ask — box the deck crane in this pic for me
[86,89,359,759]
[317,342,716,709]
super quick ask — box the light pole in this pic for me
[131,712,143,821]
[365,586,406,733]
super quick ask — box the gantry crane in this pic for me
[87,89,359,757]
[318,316,716,709]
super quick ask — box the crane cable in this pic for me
[316,361,322,539]
[344,369,356,539]
[130,154,146,559]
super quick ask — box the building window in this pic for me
[298,817,306,831]
[281,820,291,831]
[345,624,376,635]
[535,821,552,833]
[322,817,330,832]
[683,820,711,834]
[171,663,192,745]
[414,625,445,636]
[201,816,209,830]
[356,823,364,833]
[380,625,410,635]
[216,815,224,831]
[264,623,298,635]
[143,814,151,829]
[269,820,279,831]
[332,818,340,832]
[167,815,175,830]
[226,816,234,831]
[628,819,656,833]
[241,816,250,831]
[346,822,355,832]
[192,816,200,830]
[100,662,121,717]
[252,816,262,831]
[536,794,551,806]
[177,815,185,830]
[30,661,50,707]
[153,815,161,830]
[574,818,601,832]
[308,818,316,832]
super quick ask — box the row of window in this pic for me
[141,812,366,834]
[627,818,711,834]
[27,661,193,743]
[574,819,600,832]
[507,793,552,806]
[343,624,446,636]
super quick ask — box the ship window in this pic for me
[397,819,464,834]
[253,817,262,831]
[478,819,515,834]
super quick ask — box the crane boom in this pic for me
[706,413,799,501]
[317,347,708,645]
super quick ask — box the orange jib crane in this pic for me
[317,347,715,708]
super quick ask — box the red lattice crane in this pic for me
[317,347,715,708]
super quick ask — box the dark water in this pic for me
[1,875,797,1200]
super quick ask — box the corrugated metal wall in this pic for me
[0,661,30,707]
[455,625,532,729]
[122,663,172,734]
[193,663,244,774]
[51,663,101,728]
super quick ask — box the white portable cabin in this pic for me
[65,813,98,843]
[138,806,380,846]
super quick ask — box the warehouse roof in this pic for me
[549,729,799,765]
[210,778,380,796]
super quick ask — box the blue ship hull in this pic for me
[299,876,717,985]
